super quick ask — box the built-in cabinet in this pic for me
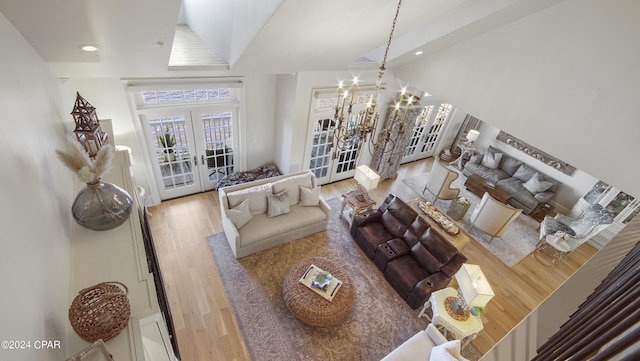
[66,138,178,360]
[574,180,640,249]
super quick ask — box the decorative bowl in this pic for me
[311,270,333,290]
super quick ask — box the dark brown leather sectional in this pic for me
[350,194,468,309]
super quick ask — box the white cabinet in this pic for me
[66,149,178,361]
[574,180,640,249]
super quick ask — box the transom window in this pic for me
[142,88,232,105]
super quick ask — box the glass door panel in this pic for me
[145,111,201,200]
[403,105,434,160]
[309,118,334,184]
[421,103,452,154]
[195,108,236,189]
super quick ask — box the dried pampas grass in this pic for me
[56,135,114,184]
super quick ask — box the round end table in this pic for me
[283,256,354,327]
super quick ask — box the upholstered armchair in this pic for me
[537,204,613,263]
[469,192,522,243]
[423,159,460,204]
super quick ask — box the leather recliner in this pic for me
[350,194,468,309]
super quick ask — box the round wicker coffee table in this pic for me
[283,256,354,327]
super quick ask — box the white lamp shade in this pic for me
[354,165,380,191]
[466,130,480,142]
[455,264,494,308]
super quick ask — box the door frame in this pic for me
[401,100,455,164]
[303,86,376,185]
[139,104,241,200]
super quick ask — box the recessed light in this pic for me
[415,50,423,56]
[80,45,99,52]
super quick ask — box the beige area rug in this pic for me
[207,198,482,361]
[403,171,540,267]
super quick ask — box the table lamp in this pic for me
[354,165,380,200]
[466,130,480,143]
[450,263,494,315]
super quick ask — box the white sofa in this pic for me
[218,170,331,258]
[382,324,470,361]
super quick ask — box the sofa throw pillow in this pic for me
[272,172,313,206]
[523,172,553,194]
[225,199,253,229]
[429,340,470,361]
[300,185,320,206]
[501,156,523,176]
[267,191,290,217]
[481,151,503,169]
[513,163,537,182]
[227,183,273,215]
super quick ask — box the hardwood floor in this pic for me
[148,159,597,360]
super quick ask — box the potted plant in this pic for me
[157,126,176,162]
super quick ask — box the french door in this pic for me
[401,101,454,164]
[307,116,359,184]
[142,106,237,200]
[305,87,375,185]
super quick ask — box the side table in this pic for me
[341,189,376,219]
[531,203,557,223]
[418,287,483,348]
[450,142,476,170]
[447,197,470,221]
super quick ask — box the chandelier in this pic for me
[330,0,417,160]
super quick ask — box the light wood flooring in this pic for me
[148,159,597,360]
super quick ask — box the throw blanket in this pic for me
[215,163,281,189]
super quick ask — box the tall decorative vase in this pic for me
[72,180,133,231]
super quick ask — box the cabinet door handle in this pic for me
[193,156,198,166]
[201,155,205,165]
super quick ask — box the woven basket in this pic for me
[69,281,131,342]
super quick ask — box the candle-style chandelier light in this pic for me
[330,0,418,160]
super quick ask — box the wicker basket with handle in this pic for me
[69,281,131,342]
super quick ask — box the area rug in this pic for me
[207,198,482,361]
[402,171,540,267]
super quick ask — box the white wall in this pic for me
[274,74,298,172]
[473,122,598,215]
[394,0,640,199]
[0,12,75,360]
[244,74,277,169]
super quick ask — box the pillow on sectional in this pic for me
[429,340,470,361]
[500,156,523,175]
[225,199,253,229]
[513,163,537,182]
[481,150,503,169]
[226,183,273,215]
[523,172,553,194]
[272,173,313,206]
[267,191,290,217]
[469,154,482,164]
[300,185,320,206]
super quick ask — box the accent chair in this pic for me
[423,159,460,204]
[469,192,522,243]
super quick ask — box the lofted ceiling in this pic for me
[0,0,563,79]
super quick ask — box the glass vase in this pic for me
[72,180,133,231]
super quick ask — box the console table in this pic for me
[464,174,512,204]
[407,199,470,251]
